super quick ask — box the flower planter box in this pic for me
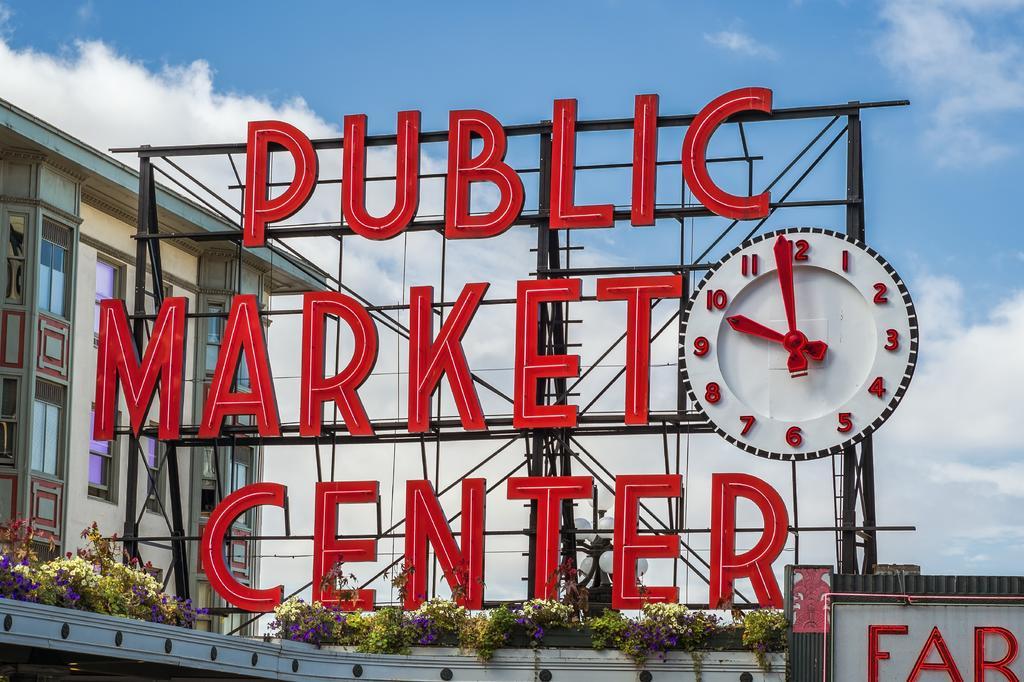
[703,628,744,650]
[537,627,591,648]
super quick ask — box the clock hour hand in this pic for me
[727,314,829,377]
[726,315,785,343]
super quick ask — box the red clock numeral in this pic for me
[873,283,888,304]
[786,426,803,447]
[842,250,850,272]
[794,239,810,261]
[705,382,721,404]
[837,412,853,433]
[706,289,728,311]
[739,415,756,436]
[693,336,710,357]
[884,329,899,351]
[741,254,759,276]
[868,377,886,398]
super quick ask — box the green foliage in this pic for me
[356,607,415,655]
[740,609,788,671]
[588,609,628,650]
[459,604,516,661]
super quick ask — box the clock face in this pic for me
[682,227,918,461]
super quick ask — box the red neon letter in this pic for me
[313,481,377,610]
[976,627,1019,681]
[596,275,683,424]
[408,283,487,433]
[507,476,592,600]
[201,483,285,612]
[550,99,614,230]
[199,295,280,438]
[342,111,420,240]
[867,624,908,682]
[445,109,524,239]
[513,279,582,429]
[612,474,681,609]
[94,297,187,440]
[710,473,788,608]
[300,292,378,437]
[909,626,964,682]
[404,479,485,610]
[632,94,659,226]
[682,88,772,220]
[243,120,318,247]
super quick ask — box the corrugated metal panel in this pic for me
[832,573,1024,596]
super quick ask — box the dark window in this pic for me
[6,214,25,304]
[144,434,163,513]
[200,446,218,517]
[0,377,17,465]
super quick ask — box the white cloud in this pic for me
[882,275,1024,454]
[703,30,778,59]
[878,0,1024,165]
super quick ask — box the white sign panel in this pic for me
[831,601,1024,681]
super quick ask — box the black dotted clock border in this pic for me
[679,226,920,462]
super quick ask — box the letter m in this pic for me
[93,297,187,440]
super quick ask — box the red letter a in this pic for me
[199,295,280,438]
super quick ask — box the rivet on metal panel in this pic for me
[440,667,453,681]
[353,664,364,677]
[639,672,653,682]
[210,646,218,661]
[539,670,553,682]
[60,622,69,639]
[251,653,259,666]
[164,638,172,653]
[114,631,123,646]
[740,673,754,682]
[3,615,11,631]
[292,660,299,673]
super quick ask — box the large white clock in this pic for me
[682,227,918,460]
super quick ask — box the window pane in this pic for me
[88,411,109,456]
[30,400,44,471]
[38,242,51,313]
[50,246,65,316]
[236,355,250,389]
[96,262,115,299]
[95,262,116,334]
[89,453,107,486]
[145,437,157,468]
[44,403,59,474]
[7,215,24,304]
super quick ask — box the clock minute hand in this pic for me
[726,315,785,343]
[773,234,798,334]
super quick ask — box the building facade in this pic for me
[0,99,324,634]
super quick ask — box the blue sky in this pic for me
[1,1,1022,584]
[4,0,1021,298]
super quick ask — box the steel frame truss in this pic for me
[116,97,908,625]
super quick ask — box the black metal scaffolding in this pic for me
[115,97,910,619]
